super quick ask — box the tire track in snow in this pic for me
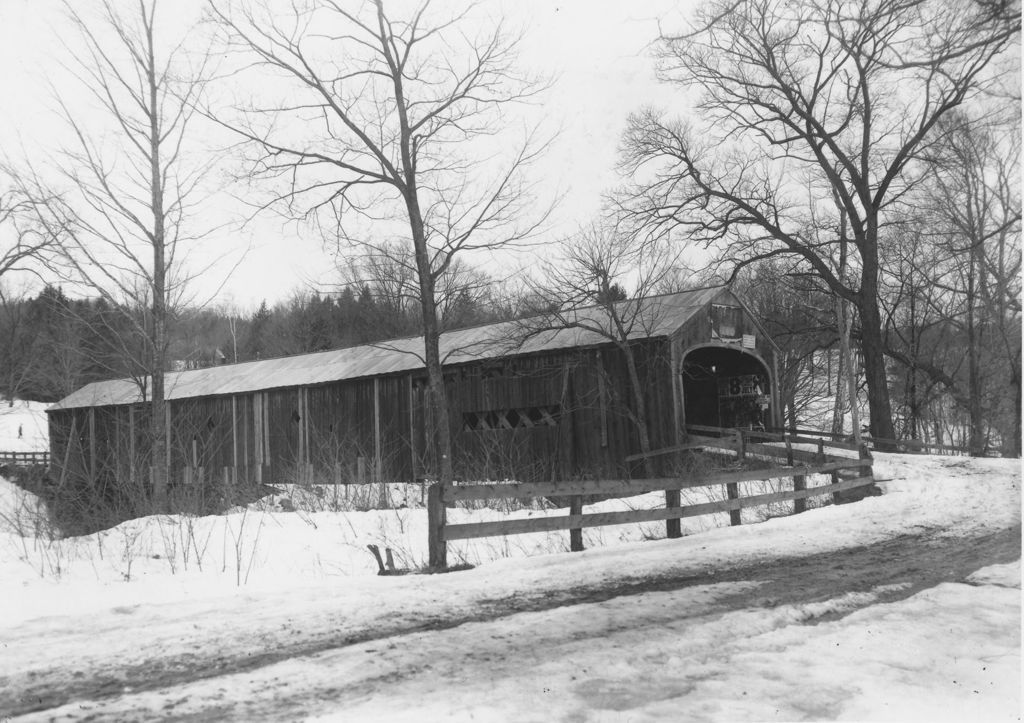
[4,525,1020,719]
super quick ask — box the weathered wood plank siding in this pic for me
[376,375,413,483]
[441,340,676,483]
[306,383,360,480]
[167,396,235,474]
[266,388,298,479]
[448,355,567,483]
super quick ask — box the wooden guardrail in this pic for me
[426,430,874,568]
[0,450,50,467]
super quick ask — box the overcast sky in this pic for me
[0,0,693,310]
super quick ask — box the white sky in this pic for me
[0,0,693,311]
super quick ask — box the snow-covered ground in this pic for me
[0,398,49,454]
[1,452,1020,721]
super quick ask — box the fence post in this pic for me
[726,430,744,526]
[859,442,874,482]
[817,439,841,504]
[569,496,584,552]
[788,438,807,514]
[665,488,682,538]
[427,482,447,569]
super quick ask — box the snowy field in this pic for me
[0,452,1020,721]
[0,399,49,454]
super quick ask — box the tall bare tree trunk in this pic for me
[966,249,986,456]
[1011,347,1022,457]
[859,254,896,447]
[406,193,453,484]
[145,14,168,510]
[837,297,862,447]
[831,349,846,437]
[906,281,920,441]
[839,206,866,447]
[622,346,654,478]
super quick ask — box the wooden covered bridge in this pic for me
[47,286,781,502]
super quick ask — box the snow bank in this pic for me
[1,452,1018,629]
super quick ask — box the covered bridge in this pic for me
[48,286,781,500]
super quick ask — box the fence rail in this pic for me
[0,450,50,467]
[743,425,970,455]
[426,428,874,568]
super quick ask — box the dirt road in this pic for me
[5,523,1019,721]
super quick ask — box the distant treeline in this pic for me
[0,279,524,404]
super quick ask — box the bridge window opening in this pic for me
[463,405,561,432]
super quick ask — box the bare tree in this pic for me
[880,225,931,441]
[931,118,1020,455]
[520,224,686,537]
[210,0,552,486]
[620,0,1019,446]
[20,0,215,506]
[880,224,976,446]
[732,261,839,433]
[340,243,420,338]
[523,224,685,475]
[0,186,57,283]
[882,116,1021,455]
[337,241,498,336]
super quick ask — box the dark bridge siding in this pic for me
[47,288,782,495]
[48,339,682,490]
[445,343,677,483]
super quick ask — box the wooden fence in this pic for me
[0,451,50,467]
[426,429,874,568]
[750,425,970,456]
